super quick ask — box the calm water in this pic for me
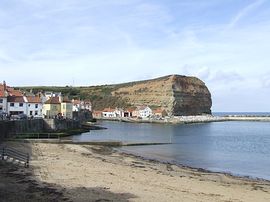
[69,121,270,180]
[213,112,270,116]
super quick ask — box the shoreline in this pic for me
[118,147,270,183]
[1,141,270,201]
[96,115,270,124]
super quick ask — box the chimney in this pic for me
[3,81,6,91]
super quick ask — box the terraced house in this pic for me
[43,96,73,119]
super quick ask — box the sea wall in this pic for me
[0,119,44,140]
[43,119,80,131]
[0,119,81,141]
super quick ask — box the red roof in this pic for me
[103,108,115,112]
[26,96,41,103]
[153,108,164,113]
[7,96,25,103]
[45,97,60,104]
[0,91,5,97]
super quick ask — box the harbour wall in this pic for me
[0,119,81,141]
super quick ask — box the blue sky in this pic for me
[1,0,270,112]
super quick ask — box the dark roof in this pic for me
[26,96,42,103]
[62,97,72,103]
[45,97,60,104]
[7,96,25,103]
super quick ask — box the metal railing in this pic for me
[1,146,30,168]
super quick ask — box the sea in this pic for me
[68,113,270,180]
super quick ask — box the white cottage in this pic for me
[26,96,43,118]
[7,96,28,115]
[135,106,153,118]
[0,91,8,113]
[102,108,117,118]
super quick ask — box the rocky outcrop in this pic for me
[112,75,212,116]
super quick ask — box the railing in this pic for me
[1,147,30,168]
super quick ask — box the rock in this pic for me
[112,74,212,116]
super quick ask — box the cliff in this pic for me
[111,75,212,116]
[18,75,212,116]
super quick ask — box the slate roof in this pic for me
[26,96,42,103]
[45,97,61,104]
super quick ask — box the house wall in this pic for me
[0,98,7,113]
[43,104,61,118]
[7,102,27,115]
[102,112,116,117]
[139,107,152,118]
[61,103,73,119]
[27,103,43,117]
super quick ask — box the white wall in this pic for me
[102,111,117,117]
[139,107,152,118]
[0,98,7,113]
[27,103,43,117]
[8,102,27,115]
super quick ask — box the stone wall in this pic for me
[0,119,44,141]
[0,119,81,141]
[43,119,80,131]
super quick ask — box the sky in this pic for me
[1,0,270,112]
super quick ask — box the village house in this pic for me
[26,96,43,118]
[43,96,73,119]
[61,98,73,119]
[153,108,168,117]
[43,97,61,118]
[7,96,28,116]
[102,108,117,118]
[123,108,135,117]
[0,82,8,114]
[133,106,153,118]
[72,99,92,112]
[93,110,103,118]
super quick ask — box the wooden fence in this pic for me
[1,146,29,167]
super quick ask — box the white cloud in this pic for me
[228,0,266,29]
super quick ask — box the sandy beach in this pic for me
[1,141,270,202]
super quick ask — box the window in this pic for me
[28,104,30,107]
[35,111,38,115]
[0,106,2,110]
[35,104,38,108]
[19,103,23,107]
[30,111,33,116]
[10,103,14,107]
[0,99,3,103]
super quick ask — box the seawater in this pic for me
[69,120,270,180]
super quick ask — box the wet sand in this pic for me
[1,141,270,202]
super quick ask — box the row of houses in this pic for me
[93,106,167,119]
[0,81,92,120]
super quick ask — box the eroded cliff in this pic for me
[112,75,212,116]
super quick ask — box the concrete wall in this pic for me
[0,119,81,141]
[43,119,80,131]
[0,119,44,141]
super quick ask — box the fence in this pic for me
[1,146,30,167]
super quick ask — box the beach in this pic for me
[1,141,270,202]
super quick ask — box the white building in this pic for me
[135,106,153,118]
[0,92,8,113]
[7,96,28,115]
[72,99,92,112]
[102,108,117,118]
[81,100,92,111]
[26,96,43,118]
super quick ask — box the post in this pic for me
[25,153,29,168]
[1,147,4,160]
